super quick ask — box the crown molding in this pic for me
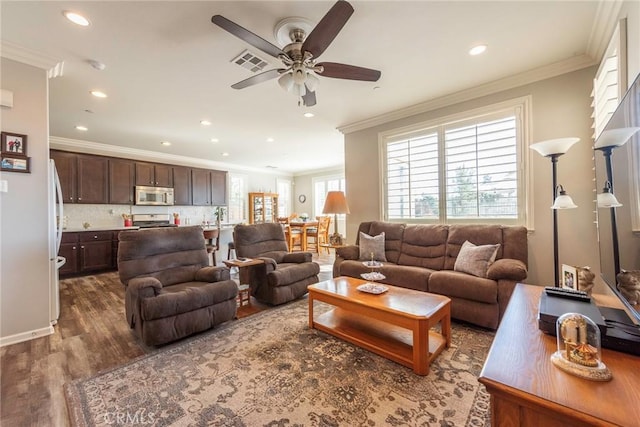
[49,136,292,176]
[1,40,62,72]
[338,54,597,135]
[586,0,624,61]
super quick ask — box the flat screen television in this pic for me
[594,71,640,327]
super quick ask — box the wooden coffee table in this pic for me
[308,276,451,375]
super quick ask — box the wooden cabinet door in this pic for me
[77,154,108,203]
[109,158,135,204]
[50,150,77,203]
[191,168,211,206]
[173,166,192,205]
[210,170,228,206]
[135,162,155,186]
[59,243,79,276]
[154,164,173,187]
[79,232,113,272]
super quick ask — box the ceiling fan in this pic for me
[211,0,381,107]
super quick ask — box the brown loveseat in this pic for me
[334,221,528,329]
[118,226,238,346]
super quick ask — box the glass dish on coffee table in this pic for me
[359,260,388,294]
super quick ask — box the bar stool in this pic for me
[203,228,220,266]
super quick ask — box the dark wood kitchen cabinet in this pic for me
[60,230,121,277]
[76,154,109,204]
[192,168,227,206]
[50,150,77,203]
[109,158,135,204]
[172,166,192,206]
[135,162,173,187]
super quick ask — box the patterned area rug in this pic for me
[65,299,493,426]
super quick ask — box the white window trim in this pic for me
[378,95,532,228]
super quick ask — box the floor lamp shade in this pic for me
[322,191,350,245]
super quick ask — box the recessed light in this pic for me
[211,138,219,143]
[200,120,212,126]
[222,152,229,157]
[90,90,107,98]
[75,125,88,131]
[160,141,171,146]
[266,137,274,142]
[469,44,487,56]
[303,112,314,118]
[63,11,90,26]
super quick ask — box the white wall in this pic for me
[0,58,52,343]
[343,67,599,287]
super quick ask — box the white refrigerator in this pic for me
[49,159,66,325]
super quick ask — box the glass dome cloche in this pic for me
[550,313,612,381]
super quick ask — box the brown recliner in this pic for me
[117,226,238,346]
[233,223,320,305]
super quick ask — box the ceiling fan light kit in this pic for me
[212,0,381,107]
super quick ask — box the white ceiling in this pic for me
[1,1,606,174]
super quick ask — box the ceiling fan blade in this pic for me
[317,62,381,81]
[231,69,284,89]
[212,15,286,59]
[302,1,354,59]
[302,89,317,107]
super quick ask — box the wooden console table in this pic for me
[479,284,640,426]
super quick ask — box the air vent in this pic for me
[232,50,269,73]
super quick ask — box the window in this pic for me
[277,178,292,217]
[313,175,346,218]
[382,99,528,225]
[227,173,247,223]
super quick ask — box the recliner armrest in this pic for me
[487,259,527,281]
[335,245,360,260]
[128,276,162,297]
[258,257,278,272]
[282,252,312,263]
[195,266,231,282]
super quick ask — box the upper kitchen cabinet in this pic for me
[135,162,173,187]
[50,150,77,203]
[50,150,108,204]
[77,154,109,203]
[172,166,192,206]
[109,158,135,204]
[191,168,227,206]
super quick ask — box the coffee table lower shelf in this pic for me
[312,307,447,374]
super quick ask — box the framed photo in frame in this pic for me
[562,264,578,290]
[1,154,31,173]
[1,131,28,157]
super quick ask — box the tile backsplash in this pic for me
[62,204,227,230]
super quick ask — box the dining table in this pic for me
[288,220,319,251]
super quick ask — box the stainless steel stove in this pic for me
[132,213,177,228]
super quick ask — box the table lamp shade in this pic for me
[322,191,350,215]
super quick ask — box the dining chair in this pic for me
[306,216,331,253]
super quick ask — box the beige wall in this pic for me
[1,58,52,342]
[343,67,599,287]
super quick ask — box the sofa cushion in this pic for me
[339,260,431,292]
[267,262,320,287]
[444,225,504,270]
[365,221,405,264]
[398,224,447,270]
[359,231,387,261]
[454,240,500,278]
[428,270,497,304]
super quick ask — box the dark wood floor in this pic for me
[0,252,335,426]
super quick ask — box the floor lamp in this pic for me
[530,137,579,287]
[594,127,640,277]
[322,191,350,245]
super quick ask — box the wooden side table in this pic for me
[223,258,264,307]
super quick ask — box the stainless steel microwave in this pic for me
[135,186,174,206]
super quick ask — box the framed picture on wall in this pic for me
[562,264,578,290]
[1,131,28,157]
[1,154,30,173]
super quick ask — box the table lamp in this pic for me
[322,191,350,245]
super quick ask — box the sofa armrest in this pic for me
[282,252,313,263]
[487,259,527,281]
[335,245,360,260]
[195,266,231,282]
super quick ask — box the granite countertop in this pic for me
[63,226,140,233]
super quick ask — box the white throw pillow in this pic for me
[454,240,500,278]
[359,231,387,262]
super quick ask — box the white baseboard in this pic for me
[0,325,54,347]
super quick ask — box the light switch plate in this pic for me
[0,180,8,193]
